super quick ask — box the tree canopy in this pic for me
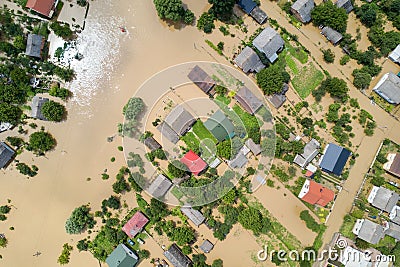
[153,0,194,24]
[217,140,232,159]
[41,100,66,122]
[208,0,235,21]
[312,77,349,102]
[168,160,188,178]
[123,97,144,121]
[0,102,22,124]
[65,205,96,234]
[311,1,348,33]
[28,131,57,155]
[238,206,264,234]
[256,65,290,95]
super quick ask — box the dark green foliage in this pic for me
[300,210,320,233]
[208,0,235,21]
[50,22,73,39]
[197,12,215,33]
[89,225,126,261]
[212,259,223,267]
[49,86,71,100]
[16,163,38,177]
[171,226,196,246]
[102,196,121,210]
[147,198,170,222]
[6,136,24,147]
[238,206,265,235]
[376,153,388,164]
[27,131,56,155]
[153,0,185,21]
[311,1,348,33]
[182,245,192,255]
[352,69,372,89]
[371,176,385,186]
[168,160,188,177]
[0,206,11,214]
[138,249,150,259]
[368,25,400,56]
[76,239,89,251]
[184,9,195,25]
[41,100,66,122]
[322,49,335,63]
[217,140,232,159]
[312,77,348,102]
[256,65,290,95]
[356,3,378,27]
[123,97,144,121]
[65,205,96,234]
[0,83,28,105]
[0,102,22,124]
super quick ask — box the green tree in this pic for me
[208,0,235,21]
[217,140,232,159]
[238,207,263,234]
[28,131,57,155]
[182,245,192,255]
[0,205,11,214]
[13,35,25,50]
[322,49,335,63]
[153,0,185,21]
[356,4,378,28]
[0,236,8,248]
[41,100,66,122]
[168,160,188,178]
[172,226,195,245]
[197,12,215,33]
[0,102,22,124]
[221,189,237,204]
[352,70,372,90]
[183,9,195,25]
[65,205,96,234]
[138,249,150,259]
[256,65,290,95]
[50,22,73,39]
[123,97,144,121]
[49,86,71,100]
[57,243,73,265]
[212,259,223,267]
[311,1,348,33]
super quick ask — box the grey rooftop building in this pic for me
[253,27,285,63]
[293,138,320,168]
[164,105,196,136]
[157,122,180,144]
[199,239,214,253]
[373,72,400,105]
[234,46,265,73]
[353,219,385,244]
[25,34,44,58]
[235,86,263,114]
[31,96,49,120]
[291,0,315,23]
[321,26,343,46]
[164,243,192,267]
[335,0,353,13]
[147,174,173,199]
[0,142,15,169]
[389,44,400,65]
[368,186,399,213]
[180,206,206,227]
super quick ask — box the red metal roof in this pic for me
[122,211,149,238]
[26,0,56,17]
[301,180,334,207]
[180,150,208,176]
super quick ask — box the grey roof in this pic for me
[25,34,44,58]
[373,72,400,105]
[291,0,315,23]
[370,187,399,213]
[157,122,179,144]
[228,152,248,168]
[147,174,173,198]
[245,138,261,155]
[164,105,196,136]
[386,222,400,241]
[293,138,320,168]
[164,243,192,267]
[321,27,343,45]
[234,46,265,73]
[105,244,138,267]
[180,207,206,227]
[390,206,400,225]
[253,27,285,63]
[144,136,162,151]
[199,239,214,253]
[268,94,286,109]
[250,6,268,24]
[358,219,385,244]
[31,96,49,120]
[389,44,400,64]
[0,142,15,169]
[335,0,353,13]
[234,86,263,114]
[187,65,216,94]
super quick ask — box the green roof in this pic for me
[204,110,235,142]
[106,244,138,267]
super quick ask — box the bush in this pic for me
[183,9,195,25]
[256,65,290,95]
[16,162,38,177]
[41,100,66,122]
[300,210,320,233]
[28,131,56,155]
[0,206,11,214]
[50,22,73,39]
[65,205,95,234]
[57,243,73,265]
[197,12,215,33]
[168,160,188,178]
[340,55,350,65]
[49,86,71,100]
[322,49,335,63]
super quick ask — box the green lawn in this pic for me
[233,104,260,131]
[181,132,200,153]
[215,95,231,105]
[292,63,324,99]
[285,54,299,75]
[199,139,217,164]
[286,43,308,64]
[192,120,218,143]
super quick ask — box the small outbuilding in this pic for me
[335,0,353,13]
[147,174,173,198]
[181,206,206,227]
[234,46,265,73]
[237,0,268,24]
[389,44,400,65]
[0,142,15,169]
[384,153,400,178]
[143,136,162,152]
[187,65,216,96]
[199,239,214,253]
[321,26,343,46]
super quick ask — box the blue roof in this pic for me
[238,0,257,14]
[320,143,351,176]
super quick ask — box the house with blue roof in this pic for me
[319,143,351,176]
[237,0,268,24]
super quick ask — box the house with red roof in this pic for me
[298,179,334,207]
[122,211,149,238]
[26,0,58,18]
[180,150,208,176]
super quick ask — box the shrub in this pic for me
[197,12,215,33]
[41,100,66,122]
[322,49,335,63]
[300,210,320,233]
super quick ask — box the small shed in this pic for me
[25,34,45,58]
[187,65,216,95]
[335,0,353,13]
[200,239,214,253]
[0,142,15,169]
[321,26,343,45]
[147,174,173,198]
[250,6,268,24]
[181,206,206,227]
[143,136,162,151]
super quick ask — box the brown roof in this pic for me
[187,65,216,94]
[234,86,263,114]
[26,0,56,17]
[385,153,400,178]
[144,136,162,151]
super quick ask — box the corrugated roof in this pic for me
[157,122,179,144]
[122,211,149,238]
[180,150,207,176]
[164,243,192,267]
[199,239,214,253]
[291,0,315,23]
[234,86,263,114]
[389,44,400,64]
[180,206,206,227]
[300,180,335,207]
[249,6,268,24]
[321,27,343,45]
[204,110,235,142]
[245,138,261,155]
[335,0,353,13]
[187,65,216,94]
[143,136,162,151]
[105,244,139,267]
[237,0,257,14]
[147,174,173,198]
[165,106,196,136]
[31,96,49,120]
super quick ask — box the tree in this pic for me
[65,205,96,234]
[172,226,195,245]
[315,77,349,102]
[102,196,120,210]
[322,49,335,63]
[57,243,73,265]
[221,189,237,204]
[183,9,195,25]
[138,249,150,259]
[217,140,231,159]
[300,117,313,129]
[311,1,348,33]
[0,102,22,124]
[168,160,188,178]
[256,65,290,95]
[50,22,73,39]
[76,239,89,251]
[352,70,372,90]
[182,245,192,255]
[214,85,227,95]
[153,0,185,22]
[356,4,378,28]
[123,97,144,121]
[371,176,385,186]
[0,236,8,248]
[0,205,11,214]
[49,86,71,100]
[208,0,235,21]
[41,100,66,122]
[28,131,57,155]
[13,35,25,50]
[197,12,215,33]
[238,207,263,234]
[212,259,223,267]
